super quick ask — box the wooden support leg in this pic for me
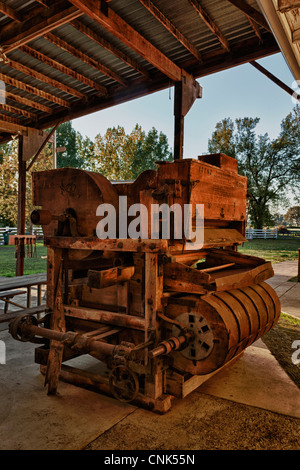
[44,248,65,395]
[144,253,167,403]
[16,135,26,277]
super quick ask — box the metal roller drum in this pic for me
[167,282,281,376]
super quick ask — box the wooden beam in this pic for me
[67,0,183,81]
[7,58,87,101]
[0,103,37,120]
[247,16,262,42]
[34,0,49,6]
[1,1,82,54]
[137,0,203,63]
[44,32,129,87]
[0,119,28,133]
[27,121,61,172]
[71,19,150,78]
[0,72,71,108]
[34,36,279,132]
[225,0,271,32]
[250,60,300,101]
[0,113,27,127]
[16,135,26,276]
[0,1,22,22]
[188,0,231,52]
[20,45,108,95]
[4,90,53,114]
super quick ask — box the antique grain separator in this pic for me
[9,153,280,413]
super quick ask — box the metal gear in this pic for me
[109,365,139,403]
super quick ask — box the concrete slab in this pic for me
[198,341,300,419]
[0,330,136,450]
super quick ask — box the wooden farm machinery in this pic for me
[9,153,280,413]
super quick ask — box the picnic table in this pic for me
[0,273,47,313]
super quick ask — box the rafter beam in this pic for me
[20,45,107,95]
[225,0,271,32]
[0,119,28,133]
[0,72,71,108]
[4,91,53,114]
[67,0,184,81]
[1,1,82,54]
[0,1,22,22]
[0,102,37,120]
[188,0,231,52]
[247,16,262,42]
[7,58,87,101]
[71,19,150,78]
[137,0,203,63]
[44,32,129,87]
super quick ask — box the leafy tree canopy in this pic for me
[208,106,300,229]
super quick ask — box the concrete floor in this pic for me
[0,262,299,450]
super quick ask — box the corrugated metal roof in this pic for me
[0,0,279,141]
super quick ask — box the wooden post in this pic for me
[44,247,65,395]
[173,74,202,160]
[174,81,184,160]
[16,135,26,276]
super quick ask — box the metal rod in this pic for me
[250,61,300,102]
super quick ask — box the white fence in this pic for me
[0,226,44,243]
[246,228,278,239]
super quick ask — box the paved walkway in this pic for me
[266,261,300,319]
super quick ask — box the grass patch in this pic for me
[239,238,299,264]
[0,243,47,277]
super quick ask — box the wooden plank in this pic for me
[163,261,209,294]
[45,236,169,253]
[1,1,82,53]
[45,32,129,87]
[87,266,135,289]
[67,0,184,81]
[64,305,146,331]
[212,263,274,291]
[188,0,231,52]
[20,45,108,95]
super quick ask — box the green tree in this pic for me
[56,121,82,168]
[90,124,172,180]
[208,107,300,229]
[131,126,173,180]
[284,206,300,226]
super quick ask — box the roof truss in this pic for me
[0,0,279,140]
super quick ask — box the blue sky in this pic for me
[72,52,297,158]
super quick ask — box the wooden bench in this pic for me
[0,290,27,314]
